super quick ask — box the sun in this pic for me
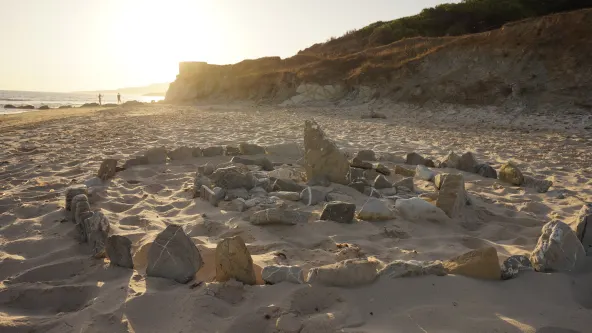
[106,0,229,83]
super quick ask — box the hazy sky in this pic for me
[0,0,456,92]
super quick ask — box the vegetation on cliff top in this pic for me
[301,0,592,56]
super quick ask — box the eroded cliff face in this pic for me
[165,9,592,110]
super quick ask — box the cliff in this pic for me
[165,9,592,110]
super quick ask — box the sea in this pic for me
[0,90,165,114]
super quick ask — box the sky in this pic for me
[0,0,456,92]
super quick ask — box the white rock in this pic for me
[357,198,394,221]
[530,220,586,272]
[395,197,450,223]
[415,165,435,181]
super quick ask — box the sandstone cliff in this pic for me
[165,9,592,110]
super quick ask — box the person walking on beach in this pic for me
[98,94,102,106]
[117,93,121,104]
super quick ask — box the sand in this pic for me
[0,102,591,333]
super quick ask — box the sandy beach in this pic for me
[0,102,591,333]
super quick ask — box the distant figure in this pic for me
[117,93,121,104]
[98,94,102,106]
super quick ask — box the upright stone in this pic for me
[106,235,134,269]
[405,152,426,166]
[575,203,592,254]
[458,152,478,172]
[436,174,466,218]
[168,146,194,160]
[475,164,498,179]
[239,143,266,155]
[84,211,111,258]
[440,151,461,169]
[65,184,88,213]
[215,236,256,285]
[531,220,586,272]
[97,159,118,181]
[499,162,524,186]
[355,150,376,161]
[70,194,89,222]
[145,147,168,164]
[146,225,203,283]
[443,247,501,280]
[73,195,91,225]
[303,120,349,185]
[320,201,356,224]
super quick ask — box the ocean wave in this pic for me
[0,98,32,101]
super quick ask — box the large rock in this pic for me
[215,236,256,285]
[73,195,91,225]
[83,211,111,258]
[306,259,379,287]
[272,178,306,193]
[475,164,498,179]
[395,197,449,223]
[374,163,391,176]
[303,120,350,185]
[458,152,478,172]
[231,156,273,171]
[530,220,586,272]
[436,173,466,218]
[373,175,392,189]
[348,167,365,182]
[393,177,414,191]
[210,166,255,189]
[523,175,553,193]
[203,146,224,157]
[250,208,309,225]
[394,165,415,177]
[320,201,356,223]
[443,247,501,280]
[357,198,394,221]
[239,143,266,155]
[225,188,250,201]
[350,157,373,169]
[197,163,214,176]
[269,191,301,201]
[106,235,134,269]
[500,255,532,280]
[262,265,305,284]
[355,150,376,161]
[97,159,118,181]
[70,193,90,223]
[440,151,461,169]
[145,147,168,164]
[225,146,241,156]
[575,203,592,254]
[168,146,194,160]
[146,225,203,283]
[405,152,427,166]
[499,162,524,186]
[300,187,326,206]
[65,184,88,213]
[415,165,435,181]
[378,260,446,278]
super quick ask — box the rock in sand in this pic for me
[458,152,478,172]
[415,165,435,181]
[145,147,168,164]
[395,197,449,222]
[354,149,376,161]
[499,162,524,186]
[303,120,350,185]
[146,224,203,283]
[320,201,356,223]
[405,152,427,166]
[239,142,266,155]
[300,187,326,206]
[262,265,305,284]
[575,203,592,254]
[475,164,498,179]
[97,159,118,181]
[378,260,446,278]
[215,236,256,285]
[443,247,501,280]
[250,208,309,225]
[84,211,111,258]
[436,173,466,218]
[306,259,379,287]
[357,198,394,221]
[106,235,134,269]
[65,184,88,213]
[500,255,532,280]
[168,146,194,160]
[530,220,586,272]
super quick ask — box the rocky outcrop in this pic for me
[303,120,349,185]
[530,220,586,272]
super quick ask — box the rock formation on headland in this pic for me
[166,9,592,109]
